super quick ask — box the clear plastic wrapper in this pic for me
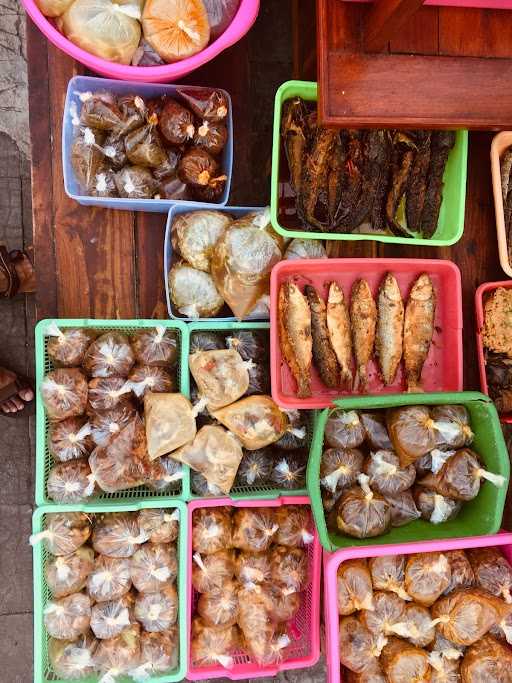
[36,0,74,17]
[390,603,438,647]
[192,507,232,555]
[138,508,179,545]
[242,630,291,667]
[169,262,224,318]
[87,555,132,603]
[177,88,229,123]
[405,552,451,606]
[125,117,167,169]
[91,596,133,640]
[144,392,196,460]
[48,633,97,679]
[189,349,251,411]
[127,365,175,398]
[212,396,289,450]
[90,170,118,198]
[90,405,137,448]
[269,546,308,593]
[94,623,141,683]
[83,332,134,379]
[266,583,301,622]
[413,486,462,524]
[235,448,273,488]
[159,99,195,145]
[369,555,410,601]
[360,412,393,451]
[148,455,184,493]
[192,550,235,593]
[273,410,308,450]
[71,127,106,192]
[320,448,364,493]
[233,551,270,586]
[87,377,132,413]
[190,331,225,354]
[232,507,278,552]
[116,94,147,135]
[159,175,192,201]
[360,591,406,637]
[444,550,475,595]
[115,166,156,199]
[191,470,223,497]
[364,450,416,496]
[47,459,95,504]
[275,505,313,547]
[130,327,177,367]
[46,324,95,367]
[431,632,466,661]
[44,592,92,641]
[284,237,328,260]
[385,490,421,527]
[190,618,238,669]
[415,453,433,478]
[432,405,474,449]
[428,653,461,683]
[134,585,178,632]
[197,580,239,628]
[30,512,91,556]
[460,634,512,683]
[325,410,366,449]
[339,615,387,674]
[103,132,127,170]
[92,512,148,558]
[142,0,210,63]
[178,148,221,187]
[203,0,240,39]
[79,92,122,130]
[172,210,230,272]
[237,584,275,660]
[336,474,391,539]
[172,425,243,494]
[270,451,305,491]
[130,543,177,593]
[41,368,88,421]
[337,558,375,615]
[380,637,431,683]
[387,405,437,467]
[467,547,512,603]
[194,120,228,155]
[135,629,178,678]
[225,330,268,362]
[49,417,93,462]
[46,547,95,599]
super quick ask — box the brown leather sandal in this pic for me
[0,246,35,298]
[0,372,35,418]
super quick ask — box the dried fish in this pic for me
[281,98,308,196]
[350,279,377,392]
[403,273,436,392]
[386,133,417,236]
[501,149,512,203]
[334,130,364,228]
[326,281,353,388]
[305,285,339,388]
[328,134,345,226]
[406,131,431,233]
[420,131,455,237]
[278,281,313,398]
[376,273,404,385]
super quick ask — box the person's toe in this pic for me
[1,400,16,413]
[18,387,34,403]
[11,396,24,411]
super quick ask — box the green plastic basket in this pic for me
[188,321,311,500]
[306,391,510,552]
[35,319,191,506]
[32,499,188,683]
[270,80,468,246]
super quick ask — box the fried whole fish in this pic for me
[298,127,339,230]
[376,273,404,386]
[386,132,417,236]
[350,279,377,392]
[305,285,339,388]
[278,281,312,398]
[326,281,353,387]
[404,273,436,392]
[281,98,307,196]
[421,131,455,237]
[406,131,431,233]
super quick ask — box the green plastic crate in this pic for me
[306,391,510,552]
[270,80,468,246]
[188,321,311,500]
[35,319,191,506]
[32,499,188,683]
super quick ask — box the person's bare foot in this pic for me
[0,246,35,297]
[0,367,34,414]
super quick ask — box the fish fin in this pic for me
[340,367,353,389]
[406,377,424,393]
[353,366,367,393]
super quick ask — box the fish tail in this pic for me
[297,376,312,399]
[340,367,353,389]
[353,366,367,393]
[406,375,424,393]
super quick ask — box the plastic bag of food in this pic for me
[71,127,106,192]
[360,412,393,450]
[138,509,179,545]
[88,173,117,200]
[178,147,224,187]
[380,637,431,683]
[87,377,133,413]
[212,396,289,450]
[189,349,251,411]
[192,507,232,555]
[49,417,93,462]
[130,543,177,593]
[87,555,132,603]
[270,452,308,490]
[273,410,308,450]
[337,558,375,615]
[390,603,439,647]
[61,0,141,64]
[431,632,466,661]
[131,327,177,368]
[234,552,270,588]
[325,410,366,449]
[428,654,461,683]
[128,366,175,398]
[275,505,313,547]
[144,392,196,460]
[361,591,406,637]
[178,88,229,123]
[173,425,243,494]
[91,596,133,640]
[246,359,271,396]
[190,618,238,669]
[270,546,308,593]
[83,333,134,379]
[284,237,327,260]
[44,592,92,640]
[47,459,95,503]
[225,329,267,361]
[36,0,74,17]
[197,580,239,628]
[387,406,437,467]
[115,166,157,199]
[193,120,228,155]
[320,448,364,493]
[190,331,225,354]
[103,133,128,170]
[405,552,451,606]
[191,470,223,497]
[79,92,123,131]
[414,453,434,478]
[30,512,91,556]
[346,667,386,683]
[235,448,273,488]
[148,456,184,493]
[444,550,475,595]
[135,585,178,632]
[336,475,391,539]
[90,405,137,447]
[203,0,240,39]
[467,547,512,603]
[385,490,421,527]
[132,630,178,679]
[339,616,387,674]
[211,210,283,320]
[46,547,95,599]
[46,324,95,367]
[125,117,167,170]
[172,210,230,273]
[142,0,210,62]
[158,98,195,144]
[93,512,148,558]
[432,405,474,449]
[460,634,512,683]
[94,623,141,683]
[192,550,235,593]
[369,555,410,601]
[413,486,461,524]
[232,507,277,552]
[364,450,416,496]
[41,368,88,421]
[237,585,275,660]
[432,588,511,645]
[169,262,224,319]
[48,633,98,680]
[243,630,291,667]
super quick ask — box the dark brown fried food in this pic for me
[305,285,339,388]
[281,98,308,196]
[406,131,431,233]
[420,131,455,237]
[386,132,417,236]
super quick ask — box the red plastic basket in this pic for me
[270,258,463,409]
[323,532,512,683]
[186,496,321,680]
[475,280,512,423]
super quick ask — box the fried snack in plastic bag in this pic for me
[90,405,137,447]
[87,555,132,603]
[90,169,119,198]
[46,547,95,599]
[385,490,421,527]
[92,512,148,558]
[364,450,416,496]
[115,165,157,199]
[337,558,375,615]
[142,0,210,62]
[460,634,512,683]
[467,547,512,603]
[189,349,250,411]
[235,448,273,488]
[270,546,308,593]
[48,632,98,679]
[88,377,133,413]
[191,470,223,496]
[36,0,74,17]
[190,331,225,354]
[336,475,391,539]
[360,412,393,450]
[47,459,95,504]
[431,632,466,661]
[130,543,177,593]
[178,147,222,186]
[144,392,196,459]
[275,505,314,547]
[325,410,366,450]
[386,405,437,467]
[169,261,224,318]
[83,333,134,379]
[284,237,328,261]
[125,117,167,169]
[225,329,267,362]
[237,583,275,657]
[339,615,387,674]
[242,630,291,667]
[192,550,235,593]
[432,405,474,449]
[44,592,92,640]
[265,583,301,622]
[135,585,178,632]
[138,509,179,545]
[128,365,175,398]
[212,396,289,451]
[178,88,229,123]
[103,132,128,169]
[432,588,511,645]
[234,551,271,586]
[232,507,278,552]
[46,324,95,367]
[133,629,178,679]
[203,0,240,39]
[197,580,239,628]
[30,512,91,556]
[380,637,431,683]
[131,327,177,368]
[61,0,141,64]
[173,425,243,494]
[389,603,438,647]
[94,623,141,683]
[270,452,307,490]
[360,591,406,637]
[211,210,283,320]
[192,507,232,555]
[413,486,462,524]
[194,120,228,155]
[320,448,364,493]
[405,552,451,606]
[148,456,184,493]
[91,596,133,640]
[159,98,195,145]
[369,555,410,601]
[49,417,93,462]
[79,92,122,131]
[273,410,308,450]
[41,368,88,421]
[428,654,461,683]
[172,210,230,273]
[71,127,106,192]
[445,550,475,595]
[191,618,238,669]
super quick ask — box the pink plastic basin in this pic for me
[270,258,463,410]
[323,532,512,683]
[21,0,260,82]
[187,496,322,681]
[342,0,512,7]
